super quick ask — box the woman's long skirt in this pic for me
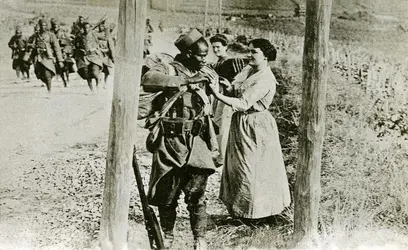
[219,110,291,219]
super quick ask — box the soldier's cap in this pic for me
[210,33,228,46]
[174,28,203,53]
[38,19,46,25]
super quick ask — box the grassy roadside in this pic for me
[3,2,408,249]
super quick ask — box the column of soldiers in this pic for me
[7,16,116,93]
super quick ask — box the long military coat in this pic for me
[73,31,103,69]
[8,35,28,69]
[97,30,115,68]
[29,31,63,74]
[141,59,218,205]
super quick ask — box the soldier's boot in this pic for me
[45,80,52,92]
[158,205,177,249]
[163,231,174,249]
[61,73,68,87]
[15,70,22,82]
[187,203,208,250]
[25,70,30,81]
[87,79,94,91]
[184,171,210,249]
[103,73,108,88]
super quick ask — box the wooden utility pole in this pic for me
[218,0,222,31]
[99,0,147,249]
[203,0,210,37]
[293,0,332,246]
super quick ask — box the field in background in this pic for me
[1,1,408,249]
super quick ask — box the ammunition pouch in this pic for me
[162,118,193,136]
[161,117,204,136]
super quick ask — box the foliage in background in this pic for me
[7,2,408,249]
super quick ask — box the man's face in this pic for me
[99,23,105,32]
[15,30,22,37]
[39,22,47,32]
[189,42,208,71]
[84,24,91,34]
[78,17,84,23]
[211,41,227,58]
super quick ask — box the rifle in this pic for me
[132,146,165,250]
[93,13,108,31]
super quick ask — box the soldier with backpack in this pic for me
[28,19,64,92]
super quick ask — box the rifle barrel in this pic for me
[132,146,165,249]
[133,147,150,206]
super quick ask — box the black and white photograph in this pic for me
[0,0,407,249]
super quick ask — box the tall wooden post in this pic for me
[99,0,147,249]
[218,0,222,31]
[293,0,332,245]
[203,0,210,36]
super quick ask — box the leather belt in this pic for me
[161,117,204,136]
[162,118,194,136]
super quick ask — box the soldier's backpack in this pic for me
[138,53,174,120]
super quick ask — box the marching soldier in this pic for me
[141,29,219,250]
[144,18,154,58]
[97,20,115,86]
[73,22,104,91]
[158,20,164,32]
[50,18,58,32]
[51,20,74,87]
[71,16,85,36]
[8,26,30,81]
[146,18,154,34]
[28,19,64,92]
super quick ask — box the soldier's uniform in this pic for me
[52,26,75,86]
[29,26,63,91]
[8,31,30,79]
[144,19,154,58]
[71,17,85,37]
[55,28,75,71]
[141,29,218,249]
[97,26,115,81]
[73,29,103,87]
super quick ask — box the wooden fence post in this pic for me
[218,0,222,31]
[293,0,333,246]
[99,0,147,249]
[203,0,210,36]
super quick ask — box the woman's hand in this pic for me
[208,81,219,95]
[219,77,232,92]
[200,66,218,83]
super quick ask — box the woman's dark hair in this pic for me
[249,38,277,61]
[235,35,248,46]
[209,34,228,46]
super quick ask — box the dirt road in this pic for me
[0,26,225,249]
